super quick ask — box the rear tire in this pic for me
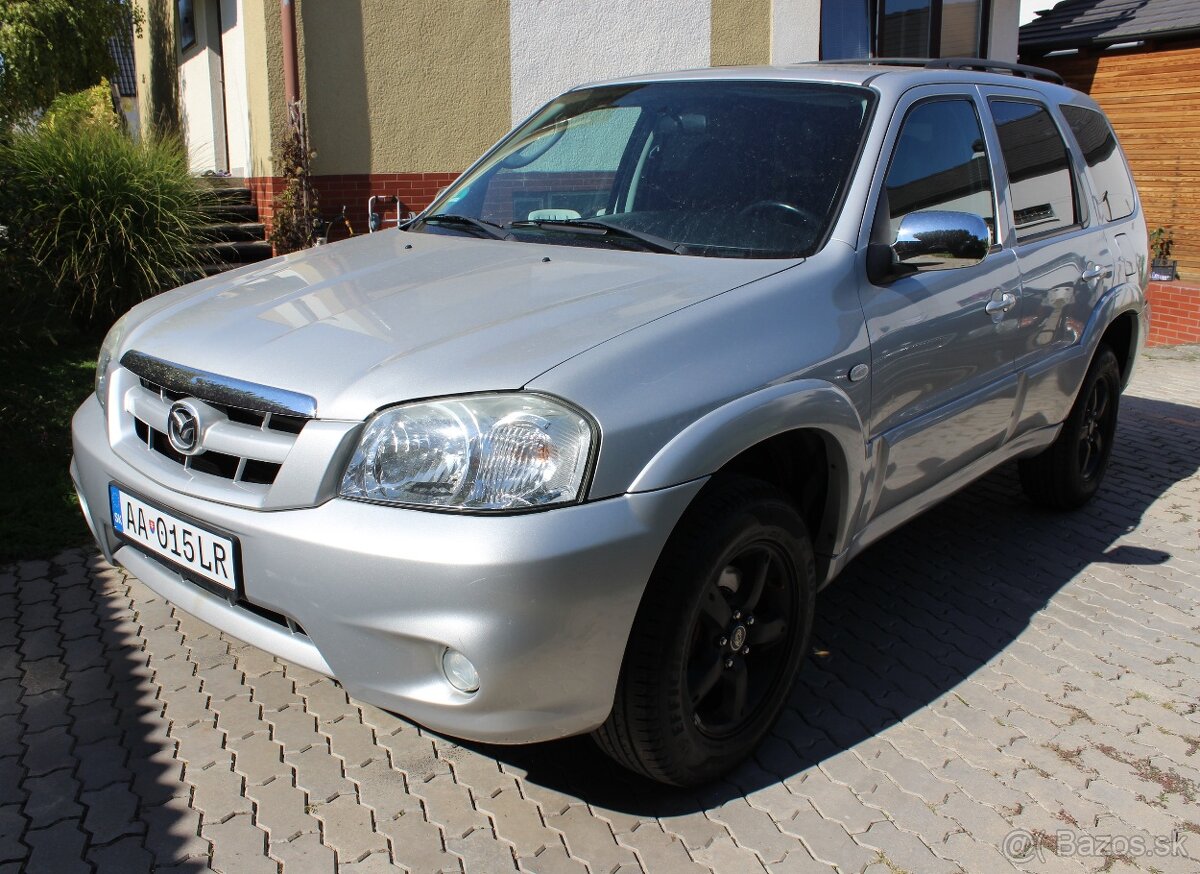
[1019,345,1121,510]
[594,476,815,786]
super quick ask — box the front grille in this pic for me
[128,377,307,487]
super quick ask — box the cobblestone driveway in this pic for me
[3,348,1198,874]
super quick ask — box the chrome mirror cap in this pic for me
[893,210,991,273]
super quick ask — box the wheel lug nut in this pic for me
[733,611,742,620]
[718,637,728,647]
[742,646,750,655]
[725,658,734,668]
[747,616,755,625]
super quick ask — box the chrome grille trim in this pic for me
[122,350,318,418]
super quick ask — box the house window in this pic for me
[879,0,932,56]
[822,0,871,60]
[178,0,196,50]
[821,0,990,60]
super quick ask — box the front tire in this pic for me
[1019,344,1121,509]
[594,476,815,786]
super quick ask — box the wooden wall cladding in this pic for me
[1036,39,1200,281]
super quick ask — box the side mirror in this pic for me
[867,210,991,284]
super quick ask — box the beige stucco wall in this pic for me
[295,0,511,175]
[242,0,283,177]
[711,0,771,66]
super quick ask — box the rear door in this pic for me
[980,88,1117,435]
[858,85,1024,518]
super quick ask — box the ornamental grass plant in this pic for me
[0,117,208,323]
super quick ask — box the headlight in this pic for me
[95,313,131,413]
[339,393,596,511]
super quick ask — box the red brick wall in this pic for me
[1147,281,1200,347]
[249,172,461,241]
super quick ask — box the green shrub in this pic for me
[0,123,207,322]
[40,78,122,134]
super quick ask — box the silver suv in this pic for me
[72,59,1147,786]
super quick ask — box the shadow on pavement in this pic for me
[0,555,207,871]
[469,393,1200,814]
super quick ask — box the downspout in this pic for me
[280,0,300,108]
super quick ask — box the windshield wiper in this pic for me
[509,219,684,254]
[421,213,513,240]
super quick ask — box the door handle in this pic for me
[1081,263,1113,282]
[985,292,1017,316]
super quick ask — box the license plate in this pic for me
[109,484,240,594]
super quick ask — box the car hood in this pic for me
[122,231,797,420]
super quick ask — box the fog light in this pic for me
[442,649,479,693]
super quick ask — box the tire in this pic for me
[593,476,816,786]
[1019,345,1121,510]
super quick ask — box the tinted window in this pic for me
[989,99,1078,240]
[1061,104,1135,222]
[881,99,995,241]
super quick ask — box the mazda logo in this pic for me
[167,401,203,455]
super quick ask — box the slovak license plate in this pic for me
[109,484,240,594]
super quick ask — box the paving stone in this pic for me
[270,832,337,873]
[547,804,639,873]
[21,769,82,822]
[619,821,711,873]
[203,814,276,874]
[311,792,389,858]
[447,824,519,874]
[517,843,588,874]
[708,799,802,864]
[855,820,961,874]
[20,726,73,777]
[80,782,143,843]
[23,820,90,874]
[0,806,27,864]
[87,836,155,873]
[780,808,875,873]
[140,798,212,865]
[229,732,289,784]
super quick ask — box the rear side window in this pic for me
[989,99,1078,241]
[881,98,995,242]
[1060,105,1135,222]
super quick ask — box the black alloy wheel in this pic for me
[594,476,815,786]
[688,541,796,738]
[1019,344,1122,509]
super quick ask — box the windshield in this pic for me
[412,80,875,258]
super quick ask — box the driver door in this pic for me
[858,86,1023,519]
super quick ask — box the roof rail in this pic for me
[816,57,1065,86]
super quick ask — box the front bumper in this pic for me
[72,394,703,743]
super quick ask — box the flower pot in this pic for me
[1151,259,1178,282]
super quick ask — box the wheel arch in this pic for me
[1099,308,1139,388]
[628,380,869,578]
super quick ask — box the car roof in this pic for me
[577,61,1086,105]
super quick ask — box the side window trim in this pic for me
[871,92,1000,257]
[984,94,1090,246]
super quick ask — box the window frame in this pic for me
[865,91,1002,260]
[984,95,1089,246]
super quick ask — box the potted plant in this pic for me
[1149,227,1177,281]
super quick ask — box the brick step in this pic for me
[202,202,260,223]
[202,222,266,243]
[200,186,253,206]
[202,240,274,264]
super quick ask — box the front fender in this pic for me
[628,379,869,560]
